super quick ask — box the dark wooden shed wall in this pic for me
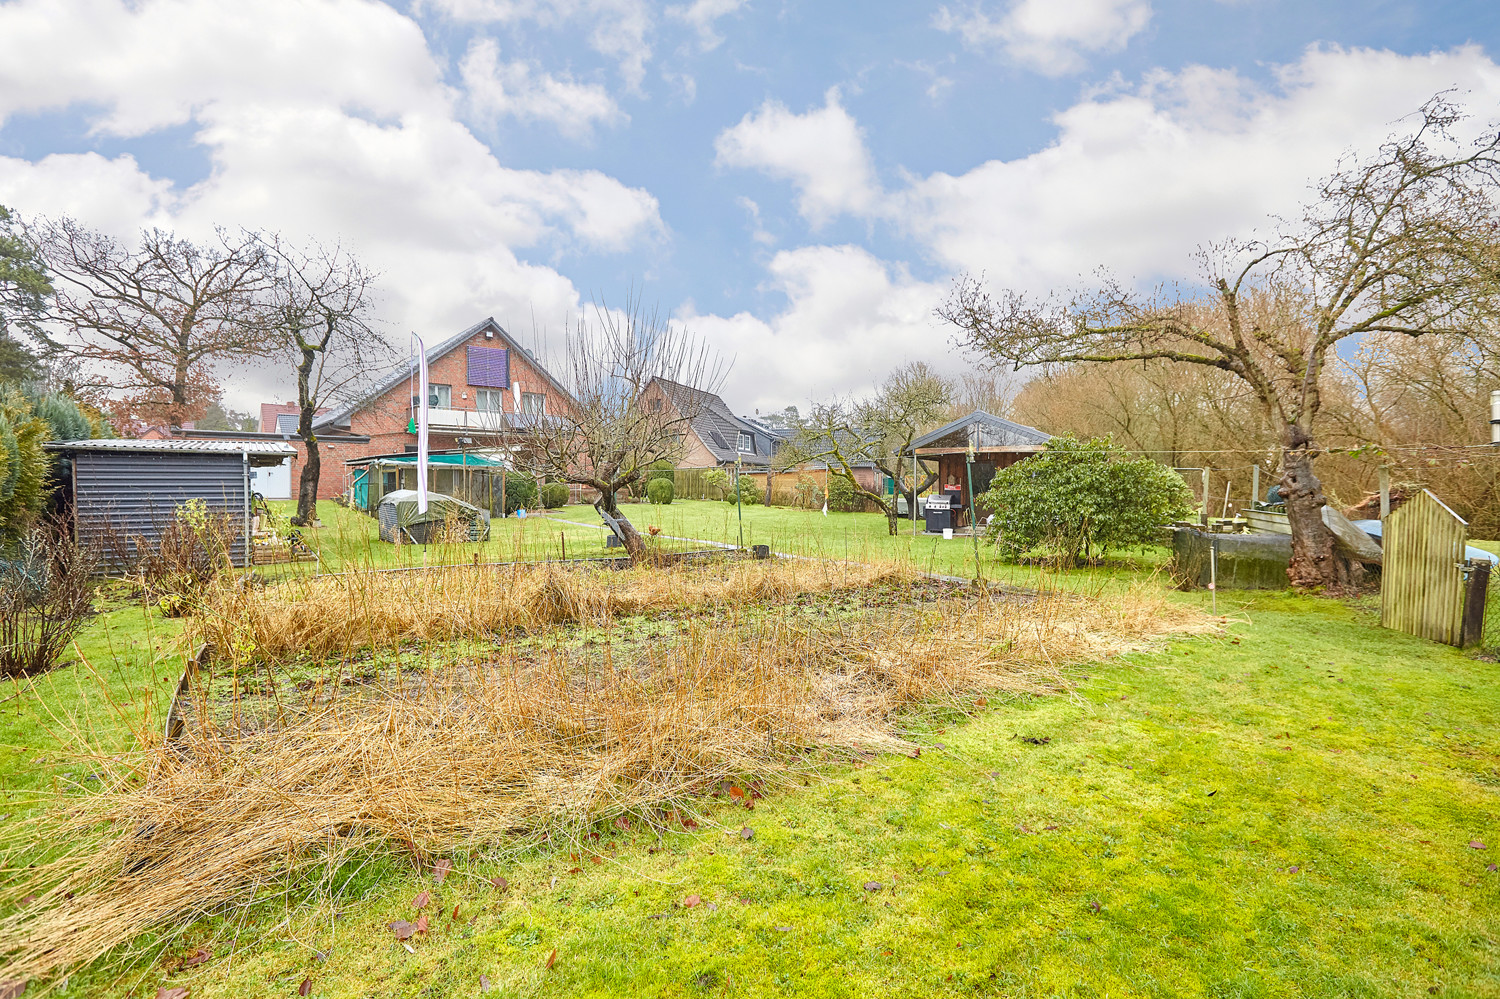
[73,451,251,568]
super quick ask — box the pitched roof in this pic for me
[651,377,778,466]
[314,317,573,432]
[911,411,1052,451]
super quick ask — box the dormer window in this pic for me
[738,431,755,453]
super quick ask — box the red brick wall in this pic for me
[284,325,576,501]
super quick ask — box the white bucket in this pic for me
[942,528,954,540]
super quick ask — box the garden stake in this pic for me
[966,445,983,588]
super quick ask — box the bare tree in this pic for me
[41,220,269,428]
[940,98,1500,590]
[780,362,951,536]
[257,235,391,526]
[518,297,725,561]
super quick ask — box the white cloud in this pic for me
[678,245,950,413]
[693,44,1500,409]
[714,88,880,228]
[0,0,664,410]
[460,37,622,136]
[934,0,1152,76]
[666,0,748,52]
[0,0,447,135]
[421,0,654,91]
[894,45,1500,290]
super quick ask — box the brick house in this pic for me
[640,377,784,471]
[300,317,574,500]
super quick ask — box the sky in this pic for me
[2,0,1500,417]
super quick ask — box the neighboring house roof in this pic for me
[651,377,779,466]
[911,411,1052,451]
[275,413,301,435]
[313,317,574,433]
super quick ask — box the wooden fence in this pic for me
[1381,489,1468,646]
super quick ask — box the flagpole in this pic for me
[414,333,430,514]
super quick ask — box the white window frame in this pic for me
[429,383,452,408]
[521,392,545,416]
[737,431,755,453]
[475,388,505,413]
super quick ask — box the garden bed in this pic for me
[0,557,1209,986]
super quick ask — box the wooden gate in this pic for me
[1381,489,1468,645]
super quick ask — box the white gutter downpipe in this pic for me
[1490,389,1500,445]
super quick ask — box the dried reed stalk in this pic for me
[0,569,1210,985]
[189,559,917,665]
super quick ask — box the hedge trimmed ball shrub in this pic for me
[647,478,674,505]
[540,482,569,509]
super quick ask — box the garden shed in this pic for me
[911,411,1051,528]
[45,438,297,569]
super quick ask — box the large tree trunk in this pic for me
[292,436,320,526]
[1280,423,1347,590]
[289,348,319,527]
[594,485,646,561]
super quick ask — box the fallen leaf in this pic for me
[647,911,669,920]
[491,876,509,891]
[738,897,752,905]
[773,926,793,932]
[413,890,431,910]
[17,896,34,906]
[739,827,753,840]
[0,983,25,999]
[1470,840,1488,850]
[298,978,312,996]
[729,786,745,799]
[544,948,557,970]
[862,882,882,892]
[682,817,699,830]
[451,904,461,921]
[389,920,417,941]
[1487,864,1497,872]
[1288,866,1300,874]
[480,974,492,992]
[975,697,988,708]
[683,894,702,908]
[613,816,631,830]
[705,901,718,912]
[433,859,453,883]
[567,867,582,874]
[155,989,189,999]
[590,856,602,865]
[1088,900,1100,912]
[415,912,429,935]
[181,947,212,968]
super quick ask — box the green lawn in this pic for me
[2,515,1498,997]
[280,497,1164,594]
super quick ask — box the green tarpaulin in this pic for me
[376,489,491,544]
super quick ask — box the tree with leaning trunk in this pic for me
[938,99,1500,590]
[779,362,952,536]
[256,235,391,527]
[40,219,270,429]
[517,297,723,562]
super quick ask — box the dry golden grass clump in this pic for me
[0,564,1211,984]
[190,557,916,665]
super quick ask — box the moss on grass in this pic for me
[5,582,1490,997]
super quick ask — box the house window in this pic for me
[521,392,545,416]
[738,431,755,453]
[651,398,663,413]
[415,384,451,408]
[476,388,505,412]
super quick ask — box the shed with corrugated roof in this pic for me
[44,438,297,569]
